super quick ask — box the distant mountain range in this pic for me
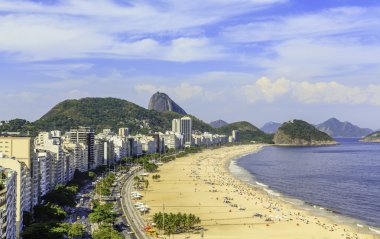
[260,122,282,134]
[210,120,228,128]
[316,118,373,138]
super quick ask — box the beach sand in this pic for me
[139,145,379,239]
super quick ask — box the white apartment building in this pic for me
[172,117,192,147]
[63,153,75,183]
[62,141,88,173]
[0,167,17,239]
[94,136,115,166]
[0,158,31,237]
[232,130,240,143]
[110,136,128,162]
[35,151,52,199]
[172,119,181,133]
[140,138,156,154]
[193,132,228,146]
[96,129,129,163]
[161,131,183,150]
[34,132,66,187]
[68,127,95,170]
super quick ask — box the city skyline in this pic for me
[1,0,380,129]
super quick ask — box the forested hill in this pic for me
[1,97,213,134]
[1,97,275,143]
[274,120,336,145]
[217,121,274,143]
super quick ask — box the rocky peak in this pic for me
[148,92,187,115]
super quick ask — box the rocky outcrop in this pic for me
[274,120,337,146]
[148,92,187,115]
[361,131,380,142]
[210,120,228,128]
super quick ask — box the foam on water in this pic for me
[369,227,380,234]
[228,145,380,236]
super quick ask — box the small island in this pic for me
[274,119,337,146]
[361,131,380,142]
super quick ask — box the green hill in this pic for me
[1,97,214,135]
[274,120,336,145]
[217,121,274,143]
[1,97,274,143]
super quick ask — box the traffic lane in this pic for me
[123,170,150,239]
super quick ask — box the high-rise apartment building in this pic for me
[232,130,240,143]
[172,117,192,147]
[180,117,192,147]
[62,141,88,173]
[0,135,37,208]
[0,158,31,237]
[35,151,52,199]
[35,131,65,188]
[172,119,181,133]
[69,127,95,169]
[0,167,17,239]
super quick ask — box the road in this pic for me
[64,182,94,238]
[120,168,151,239]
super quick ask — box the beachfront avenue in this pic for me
[120,167,149,239]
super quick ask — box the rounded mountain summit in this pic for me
[148,92,187,115]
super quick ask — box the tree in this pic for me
[23,211,33,227]
[152,174,161,182]
[92,225,124,239]
[33,203,66,223]
[67,223,85,239]
[22,223,65,239]
[144,162,158,172]
[89,203,117,226]
[88,171,97,180]
[152,212,202,235]
[42,185,78,207]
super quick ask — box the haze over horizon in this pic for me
[1,0,380,129]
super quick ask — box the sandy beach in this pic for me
[139,145,379,239]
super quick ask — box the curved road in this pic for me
[120,169,150,239]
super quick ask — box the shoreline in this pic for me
[139,145,379,239]
[226,145,380,237]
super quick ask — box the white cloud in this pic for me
[243,77,291,103]
[222,7,380,43]
[242,77,380,105]
[0,0,283,61]
[221,6,380,82]
[135,84,157,95]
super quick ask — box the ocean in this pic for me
[232,138,380,233]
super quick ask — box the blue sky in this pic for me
[1,0,380,129]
